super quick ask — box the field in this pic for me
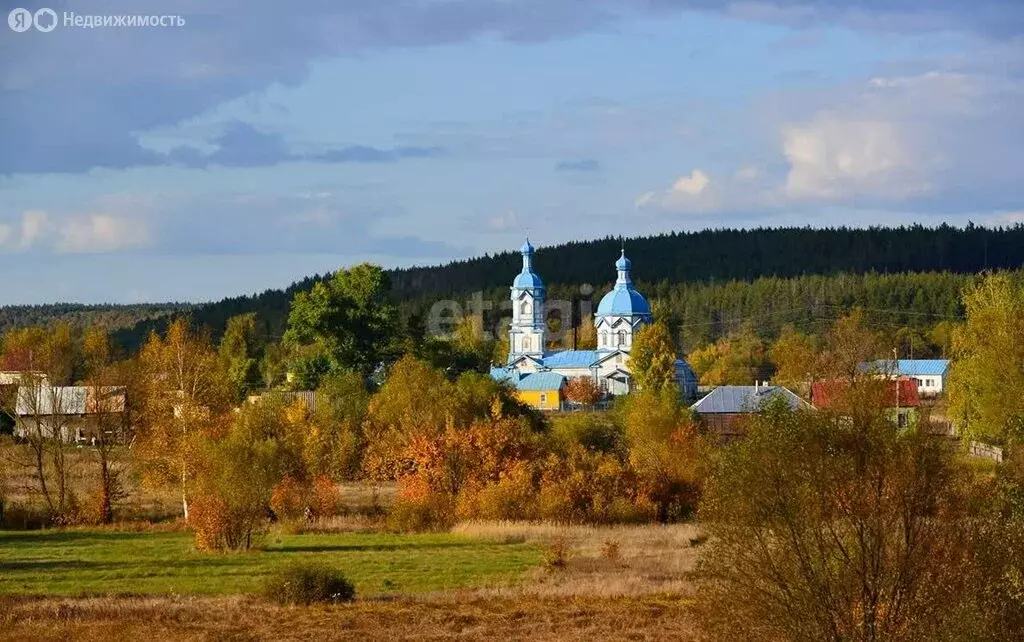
[0,529,541,597]
[0,521,705,640]
[0,444,705,639]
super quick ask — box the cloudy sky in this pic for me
[1,1,1022,304]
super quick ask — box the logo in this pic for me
[7,7,57,32]
[33,8,56,32]
[7,7,31,31]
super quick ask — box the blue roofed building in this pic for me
[857,359,950,396]
[493,239,698,407]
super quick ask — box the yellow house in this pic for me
[512,372,566,411]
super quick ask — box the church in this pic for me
[490,239,697,409]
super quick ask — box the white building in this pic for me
[857,359,950,396]
[492,239,697,402]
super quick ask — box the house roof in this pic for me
[489,367,521,383]
[858,359,950,377]
[811,379,921,409]
[542,350,599,368]
[691,385,810,414]
[515,372,567,392]
[15,386,126,416]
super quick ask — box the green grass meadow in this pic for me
[0,529,542,597]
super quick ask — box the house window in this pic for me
[539,393,547,405]
[898,412,908,429]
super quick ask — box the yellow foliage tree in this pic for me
[948,274,1024,445]
[629,322,677,393]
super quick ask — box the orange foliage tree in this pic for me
[564,376,603,408]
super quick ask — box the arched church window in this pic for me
[523,336,532,351]
[521,301,531,315]
[600,332,607,347]
[617,330,627,346]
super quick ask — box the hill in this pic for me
[3,224,1020,352]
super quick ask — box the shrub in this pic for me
[270,476,308,523]
[309,475,342,518]
[387,494,455,532]
[263,563,356,605]
[542,535,573,571]
[600,539,621,562]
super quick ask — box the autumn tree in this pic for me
[309,371,371,479]
[135,318,231,520]
[575,315,597,350]
[283,264,398,387]
[769,324,819,394]
[948,274,1024,445]
[629,322,677,393]
[563,376,603,408]
[817,309,883,380]
[620,390,700,522]
[81,327,130,524]
[697,394,974,641]
[10,324,79,522]
[688,324,768,386]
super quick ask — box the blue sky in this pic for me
[1,0,1022,304]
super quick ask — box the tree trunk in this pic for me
[181,465,190,522]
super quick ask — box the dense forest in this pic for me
[2,225,1022,353]
[0,303,188,338]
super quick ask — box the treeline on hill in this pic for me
[84,224,1024,351]
[0,303,188,338]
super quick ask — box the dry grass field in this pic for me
[0,593,701,641]
[1,441,706,639]
[0,520,706,640]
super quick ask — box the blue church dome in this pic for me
[596,250,651,317]
[597,287,651,316]
[513,237,544,290]
[513,270,545,288]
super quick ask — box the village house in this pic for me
[14,384,127,443]
[857,359,950,396]
[690,383,812,441]
[811,378,921,429]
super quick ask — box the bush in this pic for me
[263,563,356,605]
[542,536,573,571]
[386,494,455,532]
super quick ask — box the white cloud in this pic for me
[782,118,933,201]
[0,210,150,254]
[488,210,520,231]
[57,214,151,254]
[638,67,1022,215]
[635,169,718,211]
[19,210,52,250]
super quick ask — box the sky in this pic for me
[1,0,1022,304]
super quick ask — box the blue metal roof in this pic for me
[691,385,810,414]
[516,372,566,391]
[596,287,652,316]
[489,367,520,383]
[858,359,950,377]
[541,350,599,368]
[513,270,545,289]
